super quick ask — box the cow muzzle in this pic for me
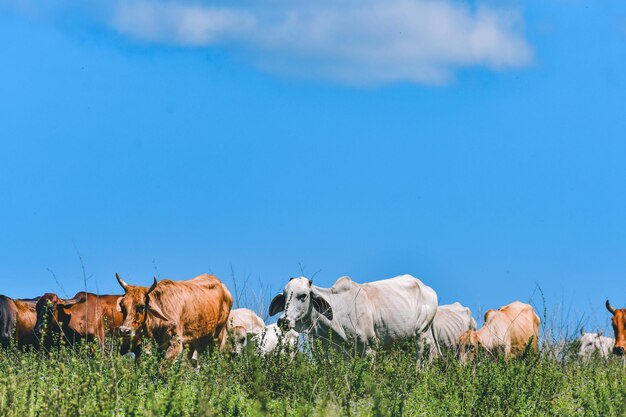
[277,317,293,331]
[117,326,134,338]
[613,346,625,356]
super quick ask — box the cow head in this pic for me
[269,277,333,331]
[223,326,249,356]
[34,293,82,337]
[605,300,626,355]
[116,273,169,339]
[579,330,610,358]
[457,330,482,362]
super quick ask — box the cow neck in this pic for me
[303,285,333,334]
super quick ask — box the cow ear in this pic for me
[60,298,82,307]
[311,293,333,321]
[147,301,169,322]
[269,294,285,316]
[484,309,495,323]
[116,297,123,313]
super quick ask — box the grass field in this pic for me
[1,337,625,417]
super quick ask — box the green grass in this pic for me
[0,340,625,416]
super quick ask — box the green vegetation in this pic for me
[0,339,625,417]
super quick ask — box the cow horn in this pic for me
[116,273,129,292]
[606,300,616,315]
[147,277,158,294]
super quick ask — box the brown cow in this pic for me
[0,295,39,349]
[458,301,540,361]
[116,273,233,362]
[605,300,626,355]
[34,292,129,352]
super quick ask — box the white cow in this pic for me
[269,274,438,355]
[253,324,299,355]
[426,302,477,356]
[579,330,613,359]
[220,308,265,355]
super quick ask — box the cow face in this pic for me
[224,326,248,356]
[579,331,611,358]
[457,330,480,362]
[606,300,626,355]
[269,277,333,331]
[116,273,169,339]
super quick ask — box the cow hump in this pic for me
[331,276,355,293]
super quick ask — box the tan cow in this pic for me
[0,295,39,349]
[116,273,233,362]
[220,308,265,355]
[458,301,540,360]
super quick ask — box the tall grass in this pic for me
[0,337,625,416]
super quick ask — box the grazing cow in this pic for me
[269,274,438,355]
[604,300,626,355]
[34,292,128,351]
[458,301,540,360]
[220,308,265,355]
[578,329,613,359]
[0,296,39,349]
[253,323,299,356]
[425,302,477,356]
[116,273,233,362]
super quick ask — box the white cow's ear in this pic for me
[269,294,285,316]
[311,293,333,321]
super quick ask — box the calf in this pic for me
[220,308,265,355]
[253,323,299,356]
[579,329,613,359]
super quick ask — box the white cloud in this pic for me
[3,0,533,85]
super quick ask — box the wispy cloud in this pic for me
[4,0,533,85]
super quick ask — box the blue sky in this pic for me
[1,0,625,332]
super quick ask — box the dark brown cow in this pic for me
[116,273,233,362]
[34,292,129,352]
[0,295,39,349]
[605,300,626,355]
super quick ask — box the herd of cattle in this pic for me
[0,273,622,361]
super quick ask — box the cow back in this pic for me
[432,303,476,348]
[480,301,540,356]
[228,308,265,335]
[63,293,124,339]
